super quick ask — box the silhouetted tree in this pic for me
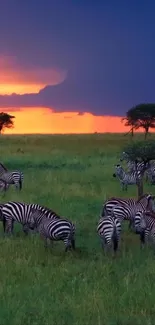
[123,140,155,198]
[122,116,139,137]
[123,103,155,139]
[0,112,15,134]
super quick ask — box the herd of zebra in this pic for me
[98,151,155,253]
[0,153,155,255]
[113,151,155,191]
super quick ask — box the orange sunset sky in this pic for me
[0,56,144,134]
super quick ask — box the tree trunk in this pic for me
[144,127,149,139]
[135,160,144,199]
[131,127,134,137]
[137,178,144,199]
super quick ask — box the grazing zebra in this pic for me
[102,196,137,217]
[113,164,141,191]
[0,163,24,190]
[134,210,155,246]
[1,201,61,235]
[110,194,155,230]
[97,216,121,253]
[0,179,10,193]
[31,209,76,251]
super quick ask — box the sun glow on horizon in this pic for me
[1,107,145,134]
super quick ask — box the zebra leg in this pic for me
[40,235,48,249]
[102,238,110,255]
[140,230,145,249]
[5,219,14,236]
[71,238,75,250]
[2,217,6,233]
[128,220,132,230]
[22,224,29,236]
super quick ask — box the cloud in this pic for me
[0,56,66,95]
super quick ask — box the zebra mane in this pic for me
[145,211,155,219]
[136,193,150,202]
[0,162,8,172]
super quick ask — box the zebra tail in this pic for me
[19,173,22,190]
[101,205,107,217]
[69,224,75,250]
[112,225,118,252]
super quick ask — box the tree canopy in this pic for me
[123,103,155,138]
[123,140,155,163]
[123,140,155,198]
[0,112,15,134]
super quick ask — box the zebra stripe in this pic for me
[145,162,155,184]
[102,197,137,217]
[110,194,155,230]
[120,152,146,173]
[134,210,155,245]
[31,211,76,251]
[1,201,58,235]
[0,163,24,190]
[97,216,121,253]
[113,164,141,191]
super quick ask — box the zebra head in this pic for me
[120,151,129,162]
[113,164,124,178]
[134,211,146,234]
[147,194,155,212]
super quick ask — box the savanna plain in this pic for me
[1,133,155,325]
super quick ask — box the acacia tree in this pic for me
[123,103,155,139]
[0,112,15,134]
[122,116,139,137]
[123,140,155,198]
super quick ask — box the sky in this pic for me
[1,0,155,133]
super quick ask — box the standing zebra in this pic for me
[145,162,155,184]
[113,164,141,191]
[120,152,146,173]
[97,216,121,253]
[1,201,61,235]
[0,163,24,190]
[30,209,76,251]
[134,210,155,247]
[110,194,155,230]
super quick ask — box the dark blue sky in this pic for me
[0,0,155,116]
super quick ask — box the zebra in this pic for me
[120,151,146,173]
[101,196,137,217]
[145,162,155,184]
[134,210,155,247]
[0,163,24,190]
[1,201,61,235]
[97,216,121,253]
[110,194,155,231]
[30,209,76,252]
[113,164,141,191]
[0,179,10,193]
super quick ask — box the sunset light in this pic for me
[0,56,66,95]
[2,107,143,134]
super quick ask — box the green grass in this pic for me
[0,133,155,324]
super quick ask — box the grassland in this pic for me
[0,133,155,325]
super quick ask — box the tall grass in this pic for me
[0,133,154,324]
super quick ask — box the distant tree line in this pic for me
[122,103,155,139]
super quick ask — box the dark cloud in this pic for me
[0,1,155,115]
